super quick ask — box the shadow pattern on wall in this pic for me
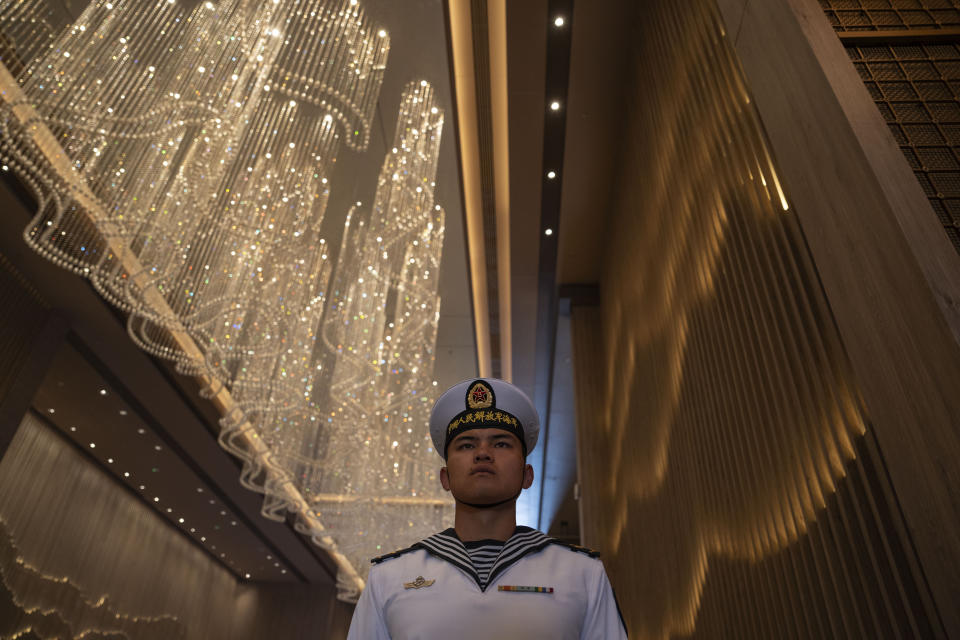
[571,0,945,638]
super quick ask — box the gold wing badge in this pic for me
[403,576,436,589]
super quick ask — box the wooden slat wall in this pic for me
[570,0,951,637]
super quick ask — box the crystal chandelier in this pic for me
[0,0,451,600]
[310,79,452,570]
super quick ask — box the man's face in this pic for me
[440,428,534,506]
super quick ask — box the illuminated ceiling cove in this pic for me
[0,0,475,599]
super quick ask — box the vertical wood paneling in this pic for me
[569,0,949,637]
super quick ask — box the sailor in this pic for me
[346,378,628,639]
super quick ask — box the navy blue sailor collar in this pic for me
[387,526,597,592]
[418,526,551,591]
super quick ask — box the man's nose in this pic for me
[474,446,492,461]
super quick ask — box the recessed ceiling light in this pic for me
[154,497,160,502]
[545,228,554,236]
[554,16,564,27]
[547,171,556,179]
[99,389,107,396]
[179,518,185,523]
[107,458,114,463]
[201,536,206,542]
[137,428,145,435]
[89,443,96,448]
[154,445,162,451]
[245,573,251,579]
[124,472,130,477]
[550,101,560,111]
[197,488,203,493]
[47,408,55,414]
[166,508,172,513]
[139,485,145,490]
[119,409,127,416]
[70,427,77,432]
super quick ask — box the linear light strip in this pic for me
[488,0,513,382]
[448,0,492,377]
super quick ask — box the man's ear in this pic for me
[439,466,451,491]
[522,463,534,490]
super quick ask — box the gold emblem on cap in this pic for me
[403,576,436,589]
[467,381,494,409]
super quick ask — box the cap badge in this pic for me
[467,381,494,410]
[403,576,436,589]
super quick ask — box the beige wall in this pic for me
[571,0,958,637]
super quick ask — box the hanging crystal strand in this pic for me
[248,224,335,521]
[268,0,388,150]
[324,80,444,448]
[123,0,387,390]
[191,0,389,539]
[386,204,444,469]
[1,0,248,298]
[206,1,386,397]
[119,3,283,378]
[314,80,451,583]
[0,0,65,78]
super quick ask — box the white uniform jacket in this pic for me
[346,526,628,639]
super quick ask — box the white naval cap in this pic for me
[429,378,540,459]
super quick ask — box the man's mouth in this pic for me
[471,466,495,475]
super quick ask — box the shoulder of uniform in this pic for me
[548,539,602,558]
[371,544,422,565]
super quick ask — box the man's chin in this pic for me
[455,492,515,506]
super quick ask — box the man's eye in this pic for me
[495,441,510,447]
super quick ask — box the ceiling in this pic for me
[31,342,298,582]
[493,0,633,534]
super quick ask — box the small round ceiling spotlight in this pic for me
[549,101,561,111]
[547,170,556,179]
[554,16,565,27]
[545,228,554,236]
